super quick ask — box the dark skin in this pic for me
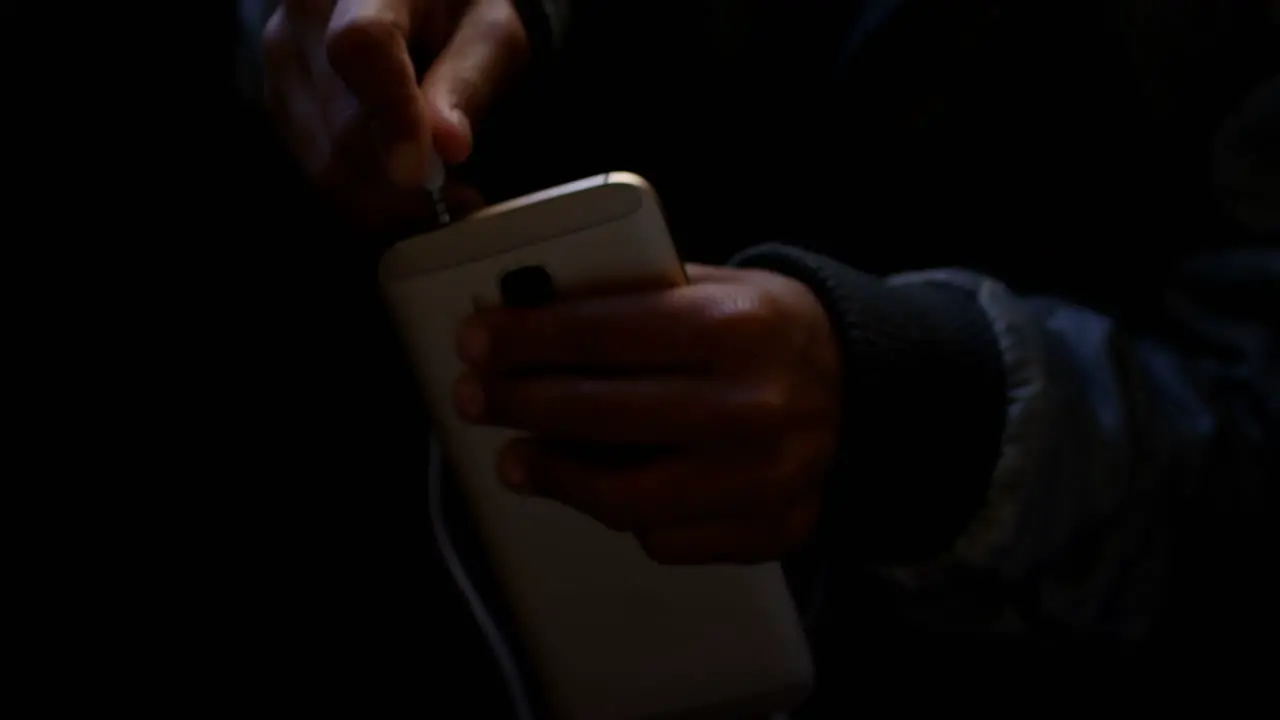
[453,264,845,563]
[263,0,526,230]
[265,1,851,562]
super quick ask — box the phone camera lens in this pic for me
[499,265,557,307]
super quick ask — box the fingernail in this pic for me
[386,140,422,188]
[457,320,489,365]
[454,373,485,422]
[498,441,530,493]
[447,106,469,133]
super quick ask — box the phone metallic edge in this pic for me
[380,172,813,720]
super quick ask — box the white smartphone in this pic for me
[380,172,813,720]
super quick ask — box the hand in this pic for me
[262,0,528,228]
[453,265,844,564]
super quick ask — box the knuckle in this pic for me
[766,437,810,482]
[696,286,776,347]
[476,0,529,56]
[759,435,832,505]
[765,456,809,498]
[261,13,293,69]
[740,380,792,430]
[324,18,396,74]
[330,100,365,142]
[728,285,777,322]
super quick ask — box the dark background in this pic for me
[210,0,1277,714]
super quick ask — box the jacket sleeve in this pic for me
[727,242,1279,637]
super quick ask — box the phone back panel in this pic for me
[381,174,813,720]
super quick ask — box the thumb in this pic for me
[419,0,529,165]
[325,0,431,188]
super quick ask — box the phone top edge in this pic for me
[601,171,654,194]
[379,172,656,283]
[468,173,611,220]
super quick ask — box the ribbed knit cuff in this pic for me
[729,244,1006,565]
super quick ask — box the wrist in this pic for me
[730,244,1006,565]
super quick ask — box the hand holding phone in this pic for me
[381,173,813,720]
[453,263,842,565]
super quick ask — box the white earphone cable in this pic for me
[430,436,536,720]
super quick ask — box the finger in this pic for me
[288,0,353,131]
[263,10,332,175]
[639,522,773,564]
[325,0,433,187]
[349,180,482,233]
[419,0,529,164]
[442,181,487,219]
[327,106,450,229]
[499,439,795,531]
[334,172,435,232]
[465,372,779,443]
[683,263,740,284]
[321,107,395,207]
[263,7,306,83]
[317,95,378,188]
[637,497,820,565]
[457,283,761,372]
